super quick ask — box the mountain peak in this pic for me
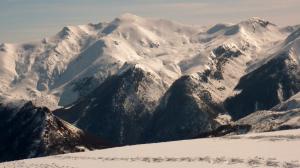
[115,13,143,23]
[117,62,157,77]
[0,43,14,52]
[248,17,267,22]
[57,26,76,38]
[0,43,6,51]
[241,17,273,28]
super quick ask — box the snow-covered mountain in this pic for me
[0,13,202,109]
[0,14,288,109]
[225,28,300,120]
[1,13,300,162]
[54,14,300,144]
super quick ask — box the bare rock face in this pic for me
[0,101,109,162]
[225,51,300,120]
[54,64,167,145]
[144,75,229,143]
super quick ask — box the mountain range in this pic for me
[0,13,299,162]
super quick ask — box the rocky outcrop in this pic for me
[0,101,109,162]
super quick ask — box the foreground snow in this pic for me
[2,129,300,168]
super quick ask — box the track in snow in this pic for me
[1,129,300,168]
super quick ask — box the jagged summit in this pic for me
[230,17,276,36]
[246,17,272,25]
[57,26,77,39]
[238,17,276,29]
[205,17,275,36]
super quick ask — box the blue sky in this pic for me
[1,0,300,43]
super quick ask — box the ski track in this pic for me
[2,156,299,168]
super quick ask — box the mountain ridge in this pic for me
[0,14,288,109]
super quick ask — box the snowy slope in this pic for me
[1,129,300,168]
[272,92,300,111]
[236,109,300,133]
[235,92,300,132]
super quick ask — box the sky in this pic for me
[1,0,300,43]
